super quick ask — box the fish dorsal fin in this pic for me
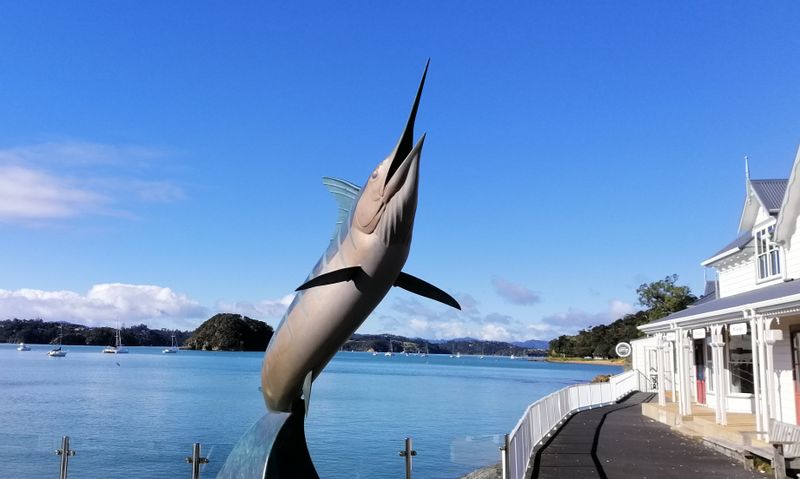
[322,177,361,239]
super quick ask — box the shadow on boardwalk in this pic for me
[530,392,762,479]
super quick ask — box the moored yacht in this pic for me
[103,326,129,354]
[17,342,30,351]
[162,333,178,354]
[48,324,67,357]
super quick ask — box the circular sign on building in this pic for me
[615,342,632,358]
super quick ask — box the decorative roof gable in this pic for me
[774,146,800,248]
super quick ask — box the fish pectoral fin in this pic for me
[394,272,461,310]
[295,266,365,291]
[302,371,313,417]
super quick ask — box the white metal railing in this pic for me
[501,370,651,479]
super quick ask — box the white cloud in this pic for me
[491,276,541,305]
[0,165,106,219]
[379,296,526,341]
[0,141,165,168]
[610,299,635,317]
[0,141,184,223]
[215,294,295,321]
[0,284,207,329]
[532,299,638,337]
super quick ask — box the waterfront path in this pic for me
[530,392,762,479]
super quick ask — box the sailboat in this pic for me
[17,342,30,351]
[384,339,393,357]
[48,324,67,357]
[103,326,129,354]
[162,333,178,354]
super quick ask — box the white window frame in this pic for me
[755,224,783,283]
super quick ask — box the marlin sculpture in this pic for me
[218,61,460,478]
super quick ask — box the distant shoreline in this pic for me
[545,357,625,366]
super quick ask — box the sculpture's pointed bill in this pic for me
[386,59,429,186]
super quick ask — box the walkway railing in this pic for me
[502,369,651,479]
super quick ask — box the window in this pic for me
[728,332,754,394]
[756,226,781,280]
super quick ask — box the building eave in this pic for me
[700,247,741,266]
[639,284,800,334]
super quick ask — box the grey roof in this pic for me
[751,179,787,213]
[684,280,718,308]
[647,278,800,326]
[705,231,752,262]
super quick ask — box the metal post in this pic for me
[186,443,209,479]
[500,433,510,479]
[55,436,76,479]
[398,437,416,479]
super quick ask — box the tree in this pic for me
[636,274,696,322]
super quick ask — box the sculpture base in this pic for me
[217,400,318,479]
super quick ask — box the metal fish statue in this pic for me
[218,60,459,478]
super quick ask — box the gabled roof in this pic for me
[700,231,753,266]
[640,278,800,332]
[775,146,800,247]
[750,179,787,213]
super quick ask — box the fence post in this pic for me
[500,433,510,479]
[398,437,417,479]
[55,436,76,479]
[186,443,209,479]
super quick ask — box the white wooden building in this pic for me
[634,147,800,440]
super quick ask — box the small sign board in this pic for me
[664,332,676,341]
[692,328,706,339]
[615,342,632,358]
[729,323,748,336]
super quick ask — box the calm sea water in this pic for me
[0,344,621,478]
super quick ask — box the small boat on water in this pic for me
[384,339,393,357]
[103,326,129,354]
[48,325,67,357]
[162,333,178,354]
[17,342,30,351]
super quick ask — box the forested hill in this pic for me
[548,275,697,359]
[184,313,273,351]
[0,319,192,346]
[344,333,547,357]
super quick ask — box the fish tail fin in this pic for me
[217,399,318,479]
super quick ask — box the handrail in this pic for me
[502,369,649,479]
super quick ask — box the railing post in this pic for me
[186,443,209,479]
[398,437,416,479]
[55,436,76,479]
[500,433,510,479]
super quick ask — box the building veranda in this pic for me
[633,147,800,466]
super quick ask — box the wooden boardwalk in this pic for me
[530,392,762,479]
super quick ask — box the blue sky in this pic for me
[1,2,799,341]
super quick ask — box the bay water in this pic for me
[0,344,621,478]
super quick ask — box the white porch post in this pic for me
[677,328,693,416]
[754,314,772,440]
[710,324,727,425]
[764,317,778,428]
[675,328,686,416]
[656,333,666,406]
[749,313,763,438]
[668,340,677,402]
